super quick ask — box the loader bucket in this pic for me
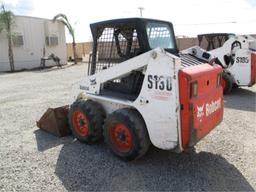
[36,105,71,137]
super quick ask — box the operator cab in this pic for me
[89,18,178,75]
[198,33,235,51]
[88,18,178,100]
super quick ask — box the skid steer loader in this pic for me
[68,18,223,161]
[183,33,256,93]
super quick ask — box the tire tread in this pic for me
[68,99,105,143]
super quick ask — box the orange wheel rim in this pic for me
[110,123,133,153]
[72,111,89,136]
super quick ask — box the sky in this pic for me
[1,0,256,42]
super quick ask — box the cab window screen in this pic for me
[146,22,175,49]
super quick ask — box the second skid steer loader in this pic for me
[68,18,223,161]
[183,33,256,93]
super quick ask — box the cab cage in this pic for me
[88,18,178,75]
[198,33,235,51]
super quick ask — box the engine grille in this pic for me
[180,53,206,68]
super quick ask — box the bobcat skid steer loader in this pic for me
[183,33,256,94]
[68,18,224,161]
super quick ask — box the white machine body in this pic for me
[77,48,223,151]
[79,49,182,150]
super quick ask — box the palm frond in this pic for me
[53,13,68,22]
[52,13,74,37]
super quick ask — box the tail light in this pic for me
[217,73,222,87]
[190,81,198,98]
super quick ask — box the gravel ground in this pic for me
[0,63,255,191]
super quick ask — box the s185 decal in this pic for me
[236,57,249,63]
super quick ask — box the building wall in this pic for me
[66,42,92,60]
[66,34,256,61]
[66,38,199,61]
[176,37,198,50]
[0,16,67,71]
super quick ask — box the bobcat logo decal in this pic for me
[196,98,222,121]
[197,104,205,118]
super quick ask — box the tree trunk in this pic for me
[7,35,14,72]
[72,41,77,64]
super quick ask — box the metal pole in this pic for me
[138,7,144,17]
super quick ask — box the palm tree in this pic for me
[53,13,77,64]
[0,4,15,71]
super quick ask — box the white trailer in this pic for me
[0,15,67,71]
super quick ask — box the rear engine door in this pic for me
[179,64,223,149]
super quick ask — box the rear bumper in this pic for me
[188,88,223,147]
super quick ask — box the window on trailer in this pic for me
[45,35,58,46]
[12,34,24,47]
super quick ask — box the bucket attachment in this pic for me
[37,105,71,137]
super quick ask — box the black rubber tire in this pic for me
[103,108,151,161]
[233,83,239,89]
[68,99,105,143]
[222,73,233,94]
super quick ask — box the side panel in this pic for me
[179,71,190,148]
[250,53,256,86]
[228,49,252,86]
[134,50,181,150]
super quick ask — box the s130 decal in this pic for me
[147,75,172,91]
